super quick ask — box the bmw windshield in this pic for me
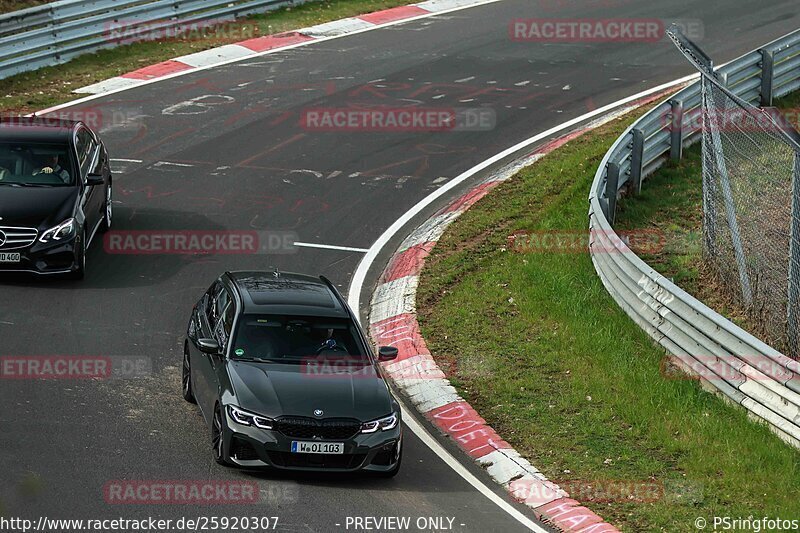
[0,142,75,186]
[231,315,369,363]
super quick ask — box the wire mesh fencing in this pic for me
[699,72,800,357]
[668,25,800,358]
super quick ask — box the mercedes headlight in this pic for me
[39,218,77,243]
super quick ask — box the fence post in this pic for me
[760,48,775,107]
[605,162,620,225]
[669,99,684,161]
[702,76,753,305]
[630,129,645,195]
[786,154,800,358]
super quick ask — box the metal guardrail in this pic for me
[589,29,800,449]
[0,0,305,80]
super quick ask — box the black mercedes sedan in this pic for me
[0,117,112,279]
[183,270,403,476]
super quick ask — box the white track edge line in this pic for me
[346,73,707,532]
[396,394,548,533]
[293,242,369,253]
[347,72,699,315]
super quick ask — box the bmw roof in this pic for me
[226,271,350,318]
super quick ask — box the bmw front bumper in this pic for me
[221,411,402,473]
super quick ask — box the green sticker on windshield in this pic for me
[235,348,245,356]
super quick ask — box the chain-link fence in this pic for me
[700,76,800,356]
[667,26,800,358]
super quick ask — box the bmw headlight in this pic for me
[227,405,274,430]
[361,412,399,434]
[39,218,77,243]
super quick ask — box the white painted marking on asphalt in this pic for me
[39,0,509,111]
[110,158,143,163]
[455,76,476,83]
[153,161,194,168]
[293,242,369,253]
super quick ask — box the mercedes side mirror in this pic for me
[86,173,105,186]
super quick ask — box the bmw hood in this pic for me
[227,360,395,422]
[0,186,78,229]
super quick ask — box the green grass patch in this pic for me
[417,109,800,531]
[0,0,48,13]
[0,0,417,113]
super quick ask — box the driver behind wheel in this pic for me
[33,154,70,183]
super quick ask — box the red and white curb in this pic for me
[74,0,496,95]
[366,95,678,532]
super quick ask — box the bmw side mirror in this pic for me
[378,346,399,362]
[86,173,105,186]
[198,338,221,355]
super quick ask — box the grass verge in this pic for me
[0,1,48,13]
[416,106,800,531]
[0,0,417,113]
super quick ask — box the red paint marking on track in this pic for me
[428,401,512,458]
[237,32,314,52]
[132,127,196,157]
[269,111,294,127]
[224,105,271,127]
[441,181,502,214]
[121,60,193,80]
[382,242,436,282]
[119,186,182,200]
[236,133,306,167]
[361,155,430,178]
[358,5,429,24]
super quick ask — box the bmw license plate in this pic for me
[0,253,20,263]
[291,441,344,454]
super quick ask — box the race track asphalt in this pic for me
[1,1,798,531]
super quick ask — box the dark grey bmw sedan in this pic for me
[183,270,402,476]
